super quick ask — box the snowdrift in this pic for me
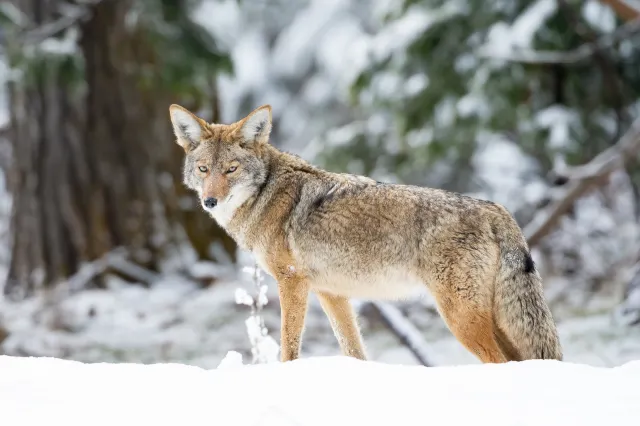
[2,353,639,426]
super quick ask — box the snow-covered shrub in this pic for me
[235,263,280,364]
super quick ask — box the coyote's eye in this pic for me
[198,166,208,173]
[226,165,238,174]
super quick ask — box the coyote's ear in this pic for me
[169,104,208,152]
[239,105,272,145]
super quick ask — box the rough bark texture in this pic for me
[5,0,235,298]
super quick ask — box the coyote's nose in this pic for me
[203,197,217,209]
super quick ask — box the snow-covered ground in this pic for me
[2,353,639,426]
[1,267,640,369]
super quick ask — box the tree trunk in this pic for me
[4,0,235,298]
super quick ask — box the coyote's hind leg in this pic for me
[316,291,367,360]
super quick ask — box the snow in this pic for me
[366,4,456,64]
[481,0,557,57]
[509,0,557,47]
[539,168,640,301]
[456,93,490,119]
[211,0,468,155]
[37,27,79,55]
[217,28,271,122]
[534,105,579,149]
[471,134,547,213]
[190,0,242,51]
[582,0,617,33]
[270,0,349,79]
[1,354,640,426]
[404,73,429,97]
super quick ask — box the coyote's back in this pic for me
[169,103,563,364]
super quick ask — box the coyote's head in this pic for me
[168,104,272,226]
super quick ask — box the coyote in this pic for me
[169,104,563,364]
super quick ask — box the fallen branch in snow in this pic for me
[370,301,434,366]
[33,248,134,331]
[46,247,160,297]
[107,256,160,286]
[64,248,128,293]
[477,17,640,64]
[616,258,640,326]
[524,116,640,247]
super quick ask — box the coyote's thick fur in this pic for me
[169,104,563,363]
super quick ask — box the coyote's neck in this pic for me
[208,184,257,230]
[267,144,325,176]
[220,145,325,252]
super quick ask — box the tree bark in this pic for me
[4,0,235,298]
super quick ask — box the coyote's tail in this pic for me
[491,207,563,361]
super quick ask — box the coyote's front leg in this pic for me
[277,274,310,362]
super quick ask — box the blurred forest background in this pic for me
[1,0,640,368]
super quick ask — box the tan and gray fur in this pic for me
[169,104,563,364]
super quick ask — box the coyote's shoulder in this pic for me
[169,103,563,364]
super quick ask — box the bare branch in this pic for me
[477,18,640,64]
[15,0,103,46]
[368,301,434,367]
[600,0,640,21]
[524,116,640,247]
